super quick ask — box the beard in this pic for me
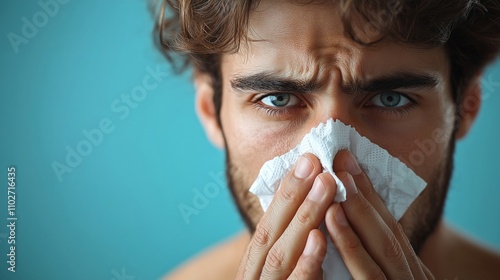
[223,132,456,255]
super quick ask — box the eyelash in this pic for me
[366,93,418,118]
[253,92,418,118]
[252,93,305,117]
[372,102,417,118]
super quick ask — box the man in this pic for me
[154,0,500,279]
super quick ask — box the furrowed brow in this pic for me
[230,72,322,93]
[343,72,440,94]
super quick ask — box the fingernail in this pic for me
[343,173,358,195]
[308,177,325,202]
[345,152,362,175]
[335,205,349,227]
[295,156,313,179]
[303,233,317,256]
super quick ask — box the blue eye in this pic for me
[371,92,410,108]
[261,93,300,107]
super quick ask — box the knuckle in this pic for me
[253,223,273,248]
[264,245,286,274]
[279,184,300,205]
[382,233,405,263]
[296,204,314,226]
[364,185,378,200]
[331,224,362,252]
[339,233,362,252]
[354,198,374,217]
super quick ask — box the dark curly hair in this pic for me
[152,0,500,120]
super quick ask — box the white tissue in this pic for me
[249,118,427,279]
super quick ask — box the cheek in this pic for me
[402,99,455,182]
[221,108,303,186]
[376,118,454,183]
[220,93,314,188]
[358,90,456,183]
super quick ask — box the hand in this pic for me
[325,150,435,279]
[236,153,337,279]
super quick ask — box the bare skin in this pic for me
[166,0,500,278]
[166,224,500,280]
[165,233,250,280]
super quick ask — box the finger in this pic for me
[333,150,392,214]
[325,203,386,280]
[261,172,337,278]
[288,229,326,280]
[237,153,322,279]
[337,171,413,279]
[333,150,427,278]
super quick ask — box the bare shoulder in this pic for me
[421,222,500,280]
[449,228,500,279]
[163,231,250,280]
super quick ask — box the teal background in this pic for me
[0,1,499,279]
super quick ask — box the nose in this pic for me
[309,83,358,131]
[320,97,353,123]
[305,65,357,127]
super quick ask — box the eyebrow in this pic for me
[342,72,440,94]
[230,72,323,93]
[230,71,439,94]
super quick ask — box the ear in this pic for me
[455,75,482,140]
[194,71,225,149]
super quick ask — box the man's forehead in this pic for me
[223,0,436,80]
[248,0,343,49]
[225,0,448,84]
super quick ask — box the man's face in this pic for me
[218,0,456,250]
